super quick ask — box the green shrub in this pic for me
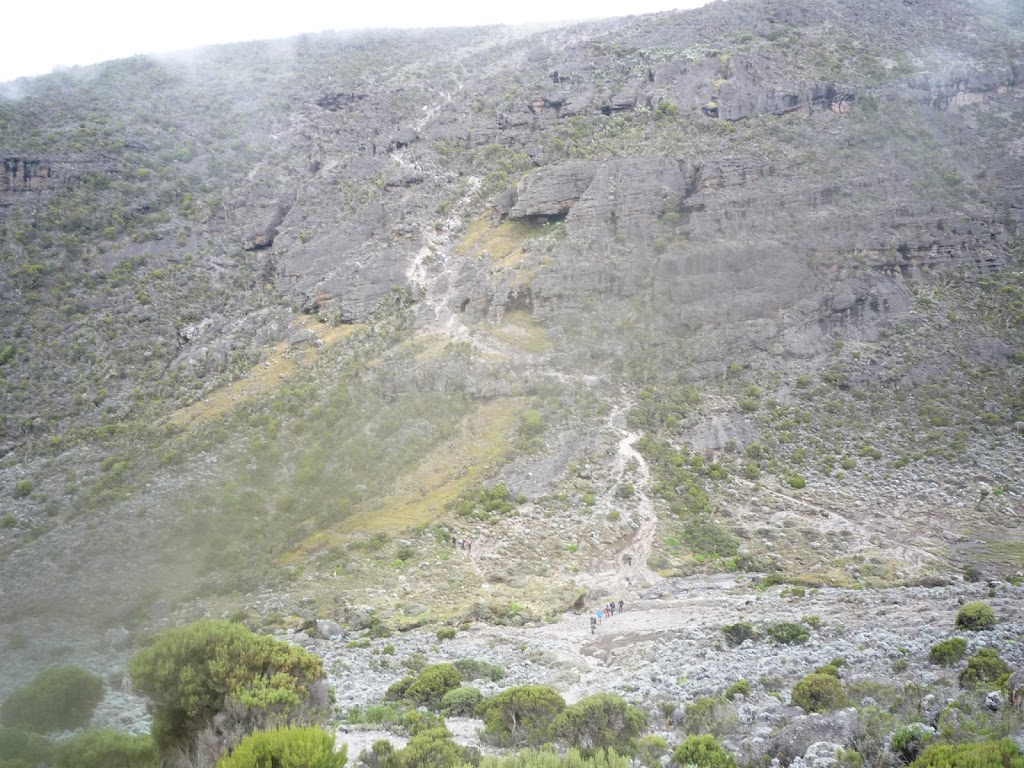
[385,676,416,701]
[0,728,55,768]
[476,747,632,767]
[441,686,483,716]
[814,665,841,678]
[766,622,810,645]
[637,735,669,767]
[670,734,737,768]
[453,659,505,682]
[552,693,647,755]
[910,739,1024,767]
[683,696,736,738]
[958,648,1011,689]
[721,622,758,646]
[929,638,968,667]
[389,725,464,768]
[216,726,345,768]
[0,666,104,732]
[404,664,461,708]
[788,475,806,489]
[724,680,749,700]
[12,480,32,499]
[955,602,997,631]
[890,724,934,765]
[54,730,157,768]
[436,627,457,641]
[518,410,546,438]
[128,620,330,761]
[480,685,566,747]
[791,673,847,713]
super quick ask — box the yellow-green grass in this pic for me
[455,218,540,267]
[490,310,552,354]
[162,318,364,431]
[280,396,527,564]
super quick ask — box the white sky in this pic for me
[2,0,711,83]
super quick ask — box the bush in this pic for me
[476,747,632,767]
[128,620,330,762]
[385,676,416,701]
[724,680,749,700]
[683,696,736,738]
[788,475,806,489]
[0,728,55,768]
[390,725,463,768]
[216,726,345,768]
[436,628,457,641]
[910,738,1024,767]
[890,724,934,765]
[929,638,968,667]
[453,659,505,682]
[955,602,997,631]
[404,664,461,708]
[670,734,737,768]
[480,685,566,747]
[0,666,104,732]
[552,693,647,755]
[814,665,841,678]
[766,622,810,645]
[13,480,32,499]
[441,686,483,716]
[721,622,758,646]
[54,730,157,768]
[791,673,847,713]
[637,735,669,767]
[958,648,1011,689]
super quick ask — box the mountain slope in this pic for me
[1,0,1023,703]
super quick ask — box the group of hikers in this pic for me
[589,600,624,634]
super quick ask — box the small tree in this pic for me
[128,620,331,766]
[480,685,566,747]
[216,726,345,768]
[0,666,104,733]
[552,693,647,755]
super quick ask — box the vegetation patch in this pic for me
[955,602,997,631]
[0,665,104,733]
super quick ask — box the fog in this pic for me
[1,0,710,83]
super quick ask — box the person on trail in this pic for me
[466,539,472,552]
[626,554,633,566]
[597,608,604,624]
[607,602,614,617]
[461,539,466,550]
[590,615,597,634]
[618,599,624,613]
